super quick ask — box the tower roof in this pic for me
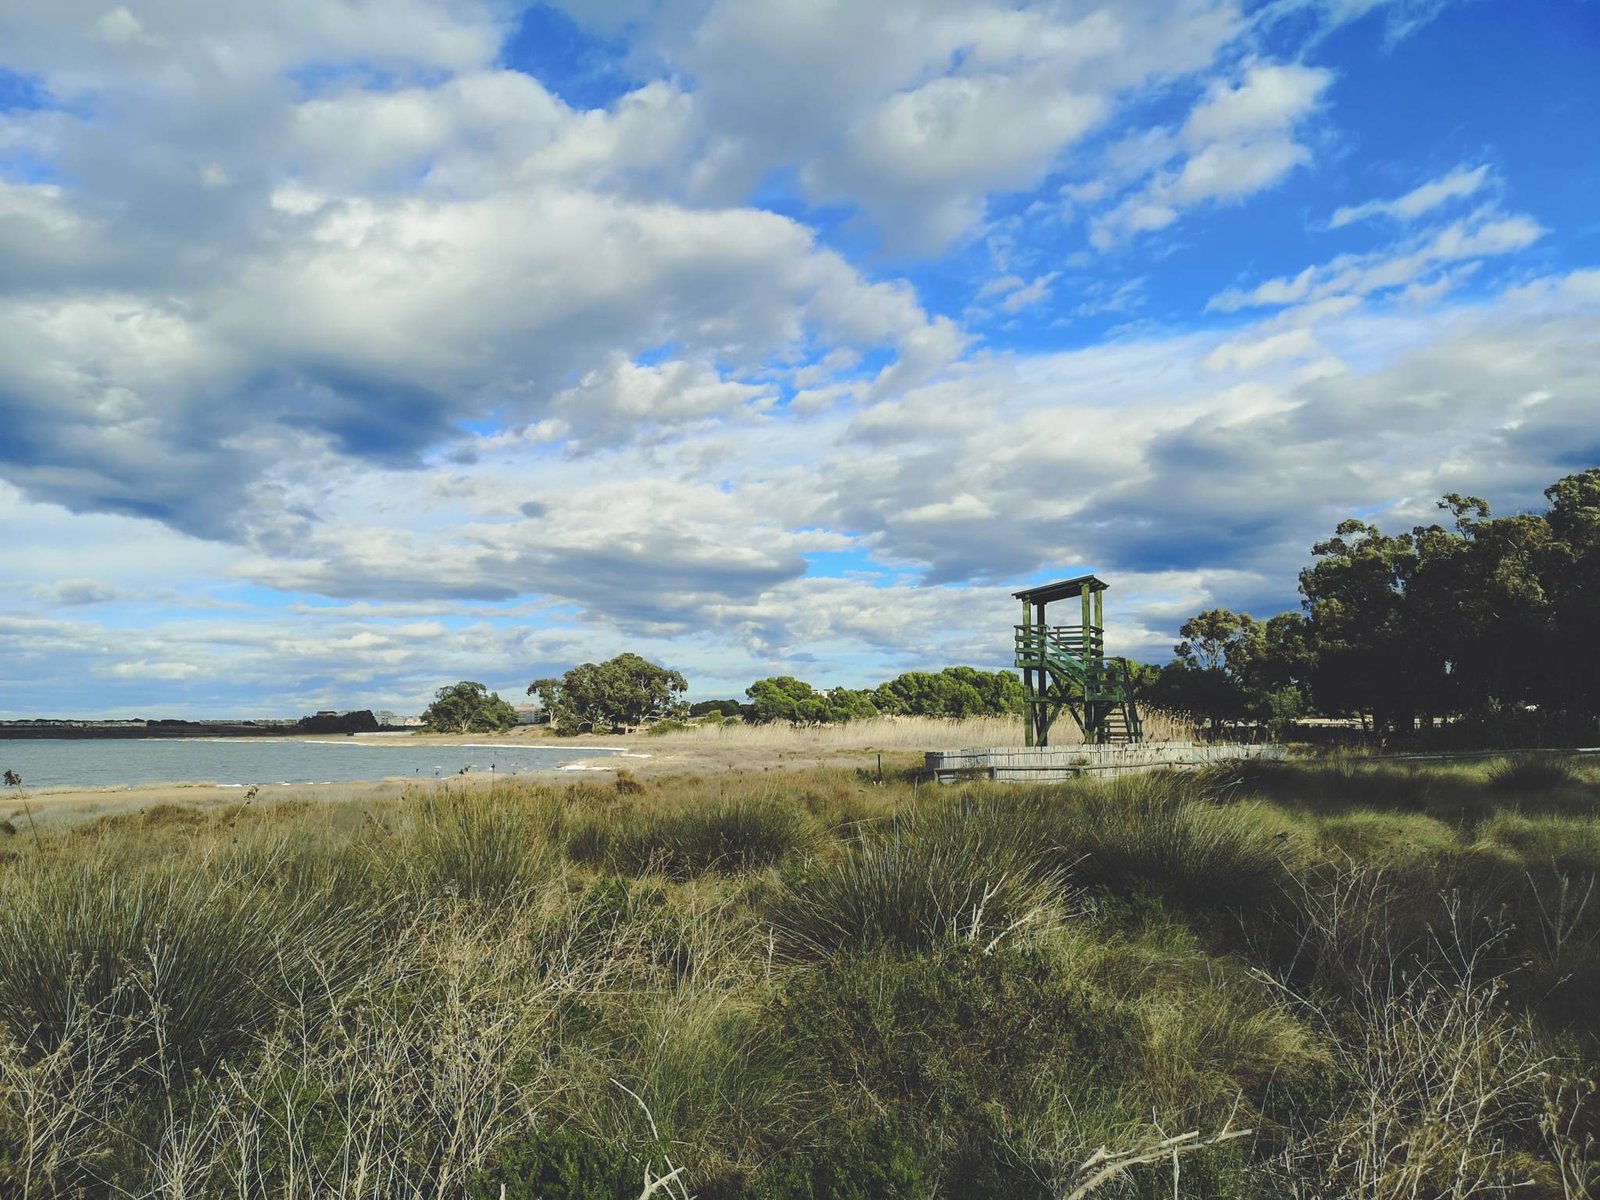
[1012,575,1109,605]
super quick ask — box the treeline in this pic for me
[1142,468,1600,741]
[717,666,1024,725]
[524,659,1020,733]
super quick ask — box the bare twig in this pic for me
[1061,1126,1252,1200]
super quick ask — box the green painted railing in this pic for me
[1015,625,1145,743]
[1014,625,1090,685]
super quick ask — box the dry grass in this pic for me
[1,761,1595,1199]
[663,707,1198,751]
[666,713,1031,750]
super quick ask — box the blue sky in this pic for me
[1,0,1597,717]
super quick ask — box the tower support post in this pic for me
[1021,597,1035,747]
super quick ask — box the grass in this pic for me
[0,858,365,1075]
[1487,752,1583,794]
[765,802,1072,957]
[657,707,1199,751]
[0,761,1596,1199]
[398,786,550,902]
[565,788,821,879]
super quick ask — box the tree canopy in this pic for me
[745,677,880,725]
[422,681,518,734]
[1143,468,1600,740]
[745,666,1022,725]
[530,653,687,734]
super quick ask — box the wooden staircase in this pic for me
[1014,625,1143,746]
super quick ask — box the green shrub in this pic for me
[468,1126,644,1200]
[750,1114,933,1200]
[1486,753,1580,794]
[765,805,1066,957]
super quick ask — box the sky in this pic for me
[1,0,1597,718]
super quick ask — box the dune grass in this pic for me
[0,760,1595,1199]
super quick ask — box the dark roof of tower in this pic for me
[1012,575,1109,605]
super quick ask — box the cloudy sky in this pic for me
[1,0,1597,717]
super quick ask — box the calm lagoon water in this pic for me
[0,737,616,791]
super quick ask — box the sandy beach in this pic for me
[5,722,963,833]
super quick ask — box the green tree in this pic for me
[938,666,1025,716]
[1298,519,1430,734]
[747,676,827,724]
[745,678,882,724]
[1544,469,1600,719]
[823,687,881,723]
[688,699,744,719]
[1147,468,1600,742]
[1174,609,1258,673]
[529,653,687,734]
[872,667,1022,718]
[422,681,519,734]
[1143,661,1248,735]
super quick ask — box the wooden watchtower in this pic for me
[1014,575,1143,747]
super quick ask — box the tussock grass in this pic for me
[0,859,361,1074]
[1045,774,1295,911]
[567,790,820,879]
[398,786,550,902]
[1486,752,1582,794]
[1,761,1596,1198]
[765,802,1072,957]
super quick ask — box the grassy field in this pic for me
[0,752,1596,1198]
[647,709,1200,750]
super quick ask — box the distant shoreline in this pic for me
[0,720,406,740]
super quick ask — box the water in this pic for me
[0,737,618,791]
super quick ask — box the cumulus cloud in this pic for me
[0,0,1586,718]
[1090,61,1332,248]
[555,0,1247,251]
[0,165,943,538]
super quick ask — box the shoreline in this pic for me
[2,730,640,830]
[4,726,935,833]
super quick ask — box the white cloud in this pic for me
[1210,205,1543,311]
[1089,61,1332,248]
[1312,0,1454,44]
[4,265,1597,714]
[0,0,1590,720]
[590,0,1250,251]
[540,355,775,454]
[1330,163,1491,227]
[1181,61,1331,144]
